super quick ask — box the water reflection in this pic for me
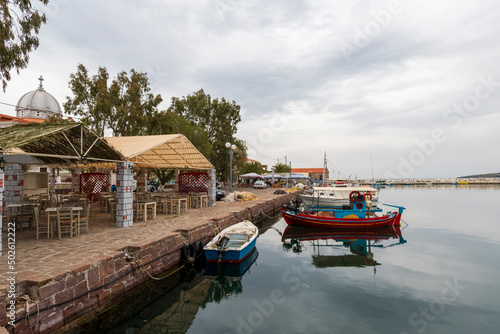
[281,225,407,267]
[203,249,259,304]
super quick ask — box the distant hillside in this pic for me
[459,172,500,178]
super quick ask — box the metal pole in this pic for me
[229,148,233,193]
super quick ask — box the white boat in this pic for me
[204,221,259,263]
[299,185,379,208]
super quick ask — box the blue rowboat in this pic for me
[204,221,259,263]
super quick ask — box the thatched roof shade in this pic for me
[0,123,124,166]
[105,134,213,170]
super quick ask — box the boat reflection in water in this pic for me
[281,225,406,267]
[203,248,259,304]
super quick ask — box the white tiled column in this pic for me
[116,162,134,227]
[208,169,216,207]
[4,163,23,205]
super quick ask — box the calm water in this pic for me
[108,186,500,334]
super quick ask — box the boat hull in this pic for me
[204,221,259,263]
[205,237,257,263]
[281,208,401,229]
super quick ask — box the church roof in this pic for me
[15,76,62,116]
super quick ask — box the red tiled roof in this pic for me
[292,168,329,173]
[0,114,32,124]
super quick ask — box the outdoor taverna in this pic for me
[0,82,295,333]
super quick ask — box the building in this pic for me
[0,75,62,128]
[292,168,329,183]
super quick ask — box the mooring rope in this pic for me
[21,295,40,334]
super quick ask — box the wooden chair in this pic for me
[17,204,34,230]
[57,208,78,239]
[73,205,91,235]
[35,207,51,239]
[133,202,145,221]
[109,199,117,221]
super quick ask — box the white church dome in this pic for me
[15,76,62,119]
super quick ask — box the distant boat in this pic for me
[299,185,379,208]
[282,191,405,229]
[204,221,259,263]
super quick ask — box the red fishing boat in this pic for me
[281,191,405,229]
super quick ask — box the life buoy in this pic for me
[363,192,372,200]
[365,257,374,265]
[349,191,362,201]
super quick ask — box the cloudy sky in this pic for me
[1,0,499,179]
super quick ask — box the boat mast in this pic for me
[322,151,327,186]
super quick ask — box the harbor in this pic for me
[0,187,295,333]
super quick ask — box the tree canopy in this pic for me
[168,89,242,177]
[0,0,49,91]
[273,162,291,173]
[64,64,163,137]
[240,161,266,175]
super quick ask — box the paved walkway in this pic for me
[0,188,290,291]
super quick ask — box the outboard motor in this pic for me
[217,235,230,250]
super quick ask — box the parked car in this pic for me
[216,189,226,201]
[253,180,267,189]
[147,180,160,192]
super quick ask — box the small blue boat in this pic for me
[204,221,259,263]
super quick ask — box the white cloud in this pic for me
[1,0,499,178]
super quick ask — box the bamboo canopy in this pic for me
[105,134,214,170]
[0,123,124,166]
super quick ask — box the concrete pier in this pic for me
[0,188,295,333]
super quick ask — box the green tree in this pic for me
[273,162,291,173]
[240,161,265,175]
[168,89,241,173]
[1,0,49,91]
[64,64,162,137]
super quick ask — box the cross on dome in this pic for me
[38,75,44,90]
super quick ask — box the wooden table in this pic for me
[45,207,58,238]
[137,201,156,222]
[189,194,208,208]
[169,197,188,215]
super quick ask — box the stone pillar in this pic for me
[116,162,134,227]
[49,167,56,204]
[0,167,4,256]
[4,163,24,206]
[175,170,180,193]
[208,169,216,207]
[136,169,147,193]
[72,168,81,193]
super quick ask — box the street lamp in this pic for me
[225,142,236,193]
[288,161,292,188]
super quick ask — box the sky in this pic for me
[1,0,499,179]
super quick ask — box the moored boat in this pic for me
[282,191,405,229]
[299,185,379,208]
[204,221,259,263]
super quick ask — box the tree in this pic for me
[64,64,162,137]
[273,162,291,173]
[240,161,265,175]
[168,89,241,173]
[1,0,49,91]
